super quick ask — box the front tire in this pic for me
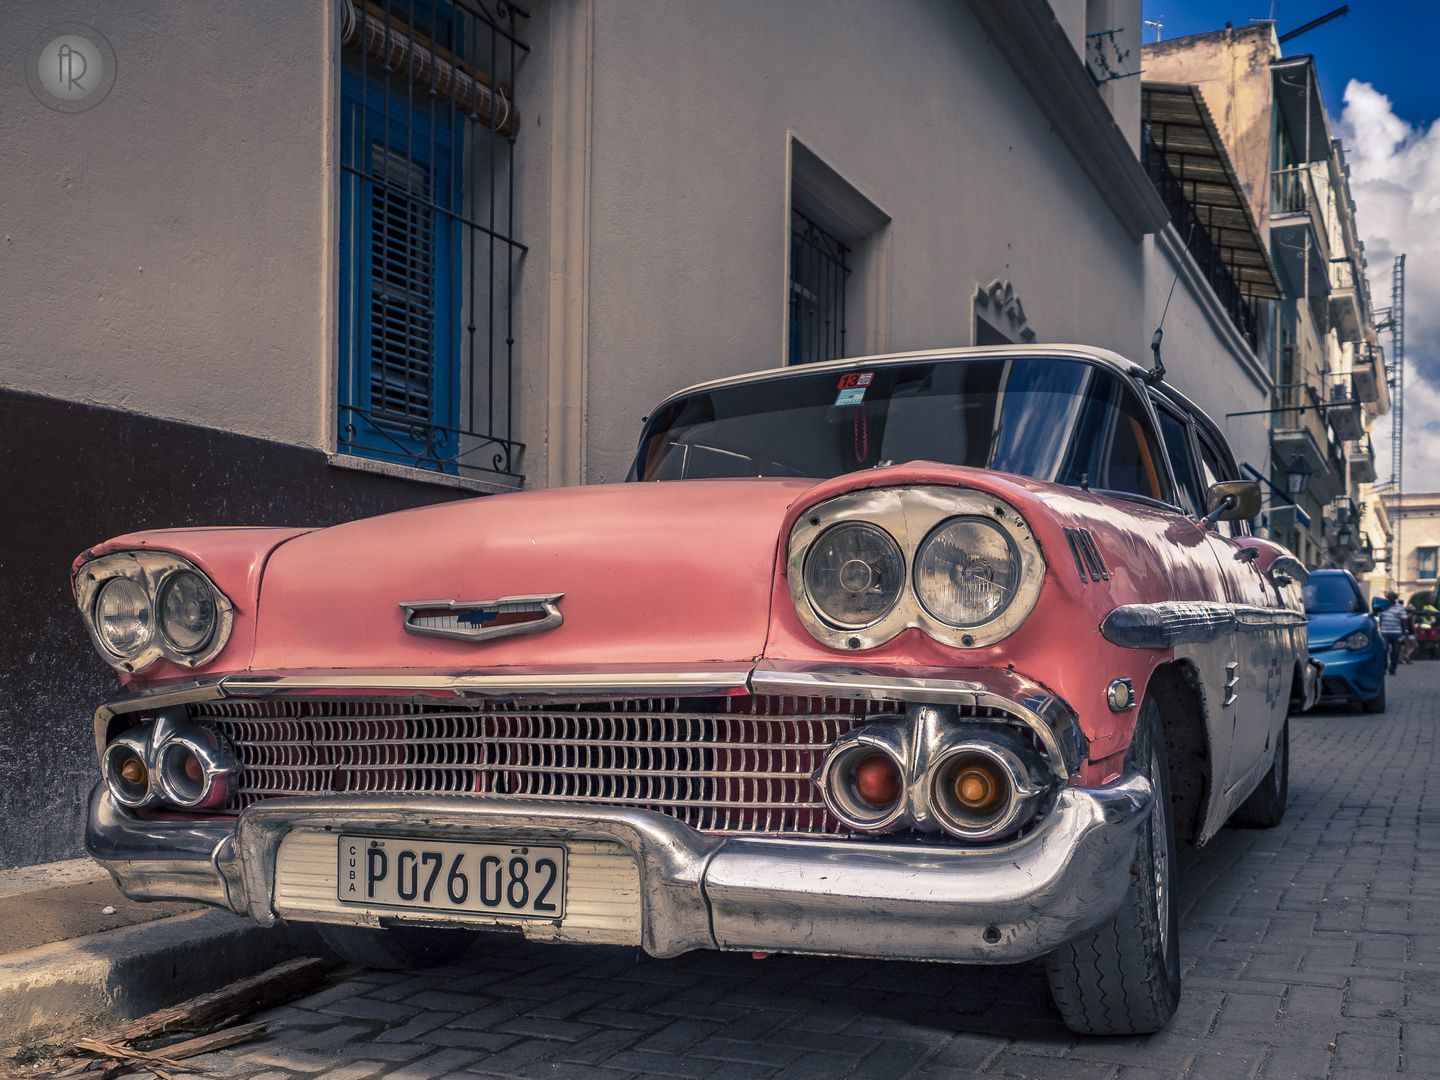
[1361,680,1387,714]
[1045,697,1181,1035]
[317,923,481,970]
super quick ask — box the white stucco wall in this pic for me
[566,0,1149,484]
[0,2,333,449]
[1143,229,1271,473]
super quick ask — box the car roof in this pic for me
[653,344,1151,411]
[651,344,1231,457]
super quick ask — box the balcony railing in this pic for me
[1346,434,1377,483]
[1272,166,1320,215]
[1329,256,1356,292]
[1271,381,1323,433]
[1142,133,1259,352]
[1271,166,1331,265]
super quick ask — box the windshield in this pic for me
[630,357,1173,502]
[1303,575,1364,614]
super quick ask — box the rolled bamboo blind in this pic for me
[340,0,520,137]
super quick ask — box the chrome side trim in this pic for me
[1101,601,1307,649]
[1267,554,1310,587]
[400,594,564,643]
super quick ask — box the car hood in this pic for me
[1306,610,1372,650]
[249,479,816,671]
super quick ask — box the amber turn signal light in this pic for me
[854,753,903,808]
[953,760,1006,812]
[119,757,147,785]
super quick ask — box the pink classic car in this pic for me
[76,346,1315,1035]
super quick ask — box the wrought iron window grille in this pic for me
[338,0,529,482]
[789,210,850,365]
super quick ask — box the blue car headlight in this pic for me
[1342,630,1372,651]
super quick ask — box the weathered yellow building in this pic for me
[1144,24,1389,573]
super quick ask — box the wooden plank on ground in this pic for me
[80,956,330,1048]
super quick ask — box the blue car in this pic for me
[1304,569,1387,713]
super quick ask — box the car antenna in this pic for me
[1146,224,1194,385]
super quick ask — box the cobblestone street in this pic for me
[195,663,1439,1080]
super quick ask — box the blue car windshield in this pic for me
[629,357,1173,503]
[1304,576,1364,614]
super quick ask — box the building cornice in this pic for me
[965,0,1168,241]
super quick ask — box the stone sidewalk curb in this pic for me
[0,908,331,1048]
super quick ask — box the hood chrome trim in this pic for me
[399,593,564,643]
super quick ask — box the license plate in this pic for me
[337,836,566,919]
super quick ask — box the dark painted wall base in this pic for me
[0,388,475,869]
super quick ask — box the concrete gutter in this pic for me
[0,909,328,1048]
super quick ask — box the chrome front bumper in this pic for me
[87,772,1152,963]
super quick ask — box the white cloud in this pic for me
[1336,80,1440,492]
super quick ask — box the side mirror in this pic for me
[1203,480,1261,523]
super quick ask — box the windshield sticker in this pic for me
[835,372,873,406]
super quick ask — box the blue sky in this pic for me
[1140,2,1440,126]
[1142,2,1440,491]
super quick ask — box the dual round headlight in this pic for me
[95,577,153,658]
[95,570,218,659]
[803,523,906,628]
[78,553,230,670]
[804,516,1020,631]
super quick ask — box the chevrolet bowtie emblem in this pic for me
[399,594,564,643]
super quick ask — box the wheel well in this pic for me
[1145,662,1210,844]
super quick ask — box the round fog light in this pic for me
[818,740,909,831]
[854,753,903,809]
[153,725,239,810]
[927,733,1047,842]
[102,735,155,808]
[953,760,1004,811]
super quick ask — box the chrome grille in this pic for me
[192,695,902,835]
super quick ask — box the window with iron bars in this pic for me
[789,210,850,365]
[337,0,528,481]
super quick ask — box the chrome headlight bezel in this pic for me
[787,486,1046,650]
[75,551,234,672]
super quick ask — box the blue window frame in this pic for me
[339,49,463,470]
[335,1,529,481]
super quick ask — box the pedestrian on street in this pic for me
[1377,590,1405,675]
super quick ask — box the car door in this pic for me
[1192,432,1289,797]
[1150,402,1257,796]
